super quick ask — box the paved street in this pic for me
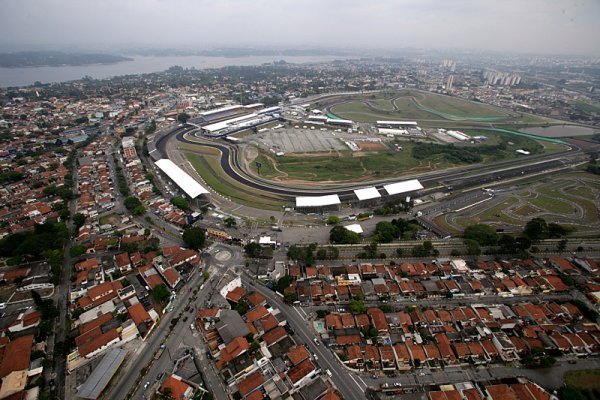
[239,274,367,400]
[127,243,242,400]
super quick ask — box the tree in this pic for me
[177,112,191,123]
[69,245,87,257]
[132,205,145,215]
[151,284,171,303]
[244,242,263,258]
[327,215,340,225]
[349,297,366,314]
[374,221,399,243]
[31,290,43,309]
[73,213,85,228]
[524,218,549,241]
[170,196,189,211]
[182,227,206,249]
[124,196,142,212]
[463,239,481,256]
[329,225,360,244]
[549,223,569,238]
[274,276,291,294]
[284,292,298,303]
[463,224,498,246]
[557,239,568,253]
[224,217,237,228]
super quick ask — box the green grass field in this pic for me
[250,142,460,182]
[328,90,551,126]
[565,369,600,391]
[186,152,287,211]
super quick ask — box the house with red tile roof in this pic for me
[262,326,287,346]
[216,337,249,370]
[138,264,164,289]
[113,252,132,273]
[286,358,316,388]
[238,371,264,399]
[226,287,247,303]
[0,335,33,378]
[287,345,310,366]
[77,328,120,358]
[8,309,41,333]
[367,308,389,334]
[345,344,363,369]
[392,343,411,370]
[159,374,194,400]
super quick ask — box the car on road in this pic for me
[394,382,402,387]
[160,344,166,349]
[156,373,164,381]
[326,369,332,377]
[143,382,150,390]
[183,316,188,322]
[313,353,318,361]
[313,338,319,346]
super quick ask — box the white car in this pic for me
[313,353,318,361]
[326,369,332,377]
[143,381,150,390]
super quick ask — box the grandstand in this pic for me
[155,159,209,203]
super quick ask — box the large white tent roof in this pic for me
[344,224,363,234]
[295,194,341,208]
[354,187,381,201]
[376,120,418,126]
[383,179,424,195]
[155,159,209,199]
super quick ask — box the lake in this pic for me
[0,55,353,87]
[521,125,599,138]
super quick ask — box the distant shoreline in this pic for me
[0,51,133,68]
[0,60,133,69]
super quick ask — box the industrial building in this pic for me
[198,105,282,137]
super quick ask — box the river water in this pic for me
[0,55,351,88]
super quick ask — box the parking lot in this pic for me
[251,128,348,153]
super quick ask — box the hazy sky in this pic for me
[1,0,599,56]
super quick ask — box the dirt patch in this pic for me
[357,142,384,150]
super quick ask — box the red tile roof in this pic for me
[238,371,264,397]
[262,326,287,346]
[128,303,151,326]
[287,358,315,384]
[159,375,192,400]
[0,335,33,378]
[287,345,310,365]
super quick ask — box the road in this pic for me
[103,248,211,400]
[239,274,367,400]
[127,243,242,400]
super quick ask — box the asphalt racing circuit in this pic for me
[154,124,585,205]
